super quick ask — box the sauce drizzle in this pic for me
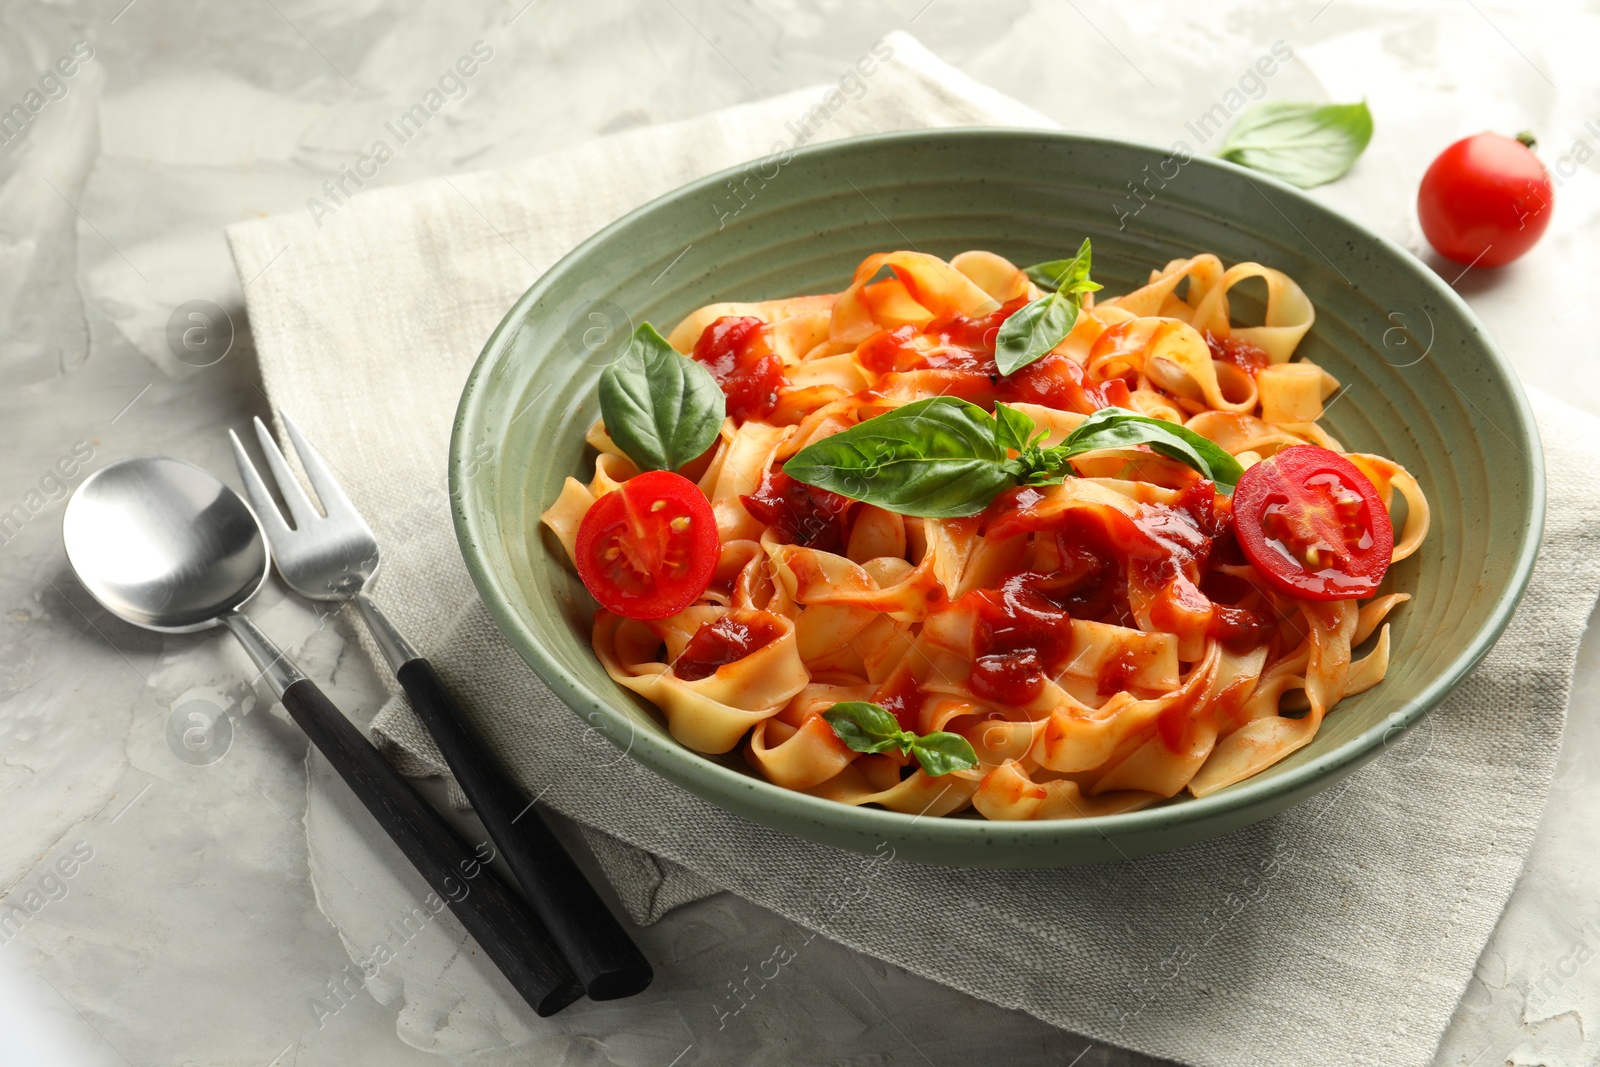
[674,612,783,681]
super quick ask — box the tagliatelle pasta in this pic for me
[541,248,1429,820]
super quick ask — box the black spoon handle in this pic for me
[395,656,654,1000]
[279,676,583,1016]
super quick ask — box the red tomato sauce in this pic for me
[1001,352,1131,413]
[856,298,1129,415]
[956,479,1280,719]
[988,481,1214,571]
[1097,649,1145,696]
[692,316,788,421]
[1032,514,1137,627]
[962,574,1076,705]
[741,468,853,552]
[872,672,929,732]
[1208,603,1278,653]
[674,612,784,681]
[1205,331,1271,377]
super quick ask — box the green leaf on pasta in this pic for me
[1058,407,1244,489]
[598,323,725,473]
[822,702,978,777]
[992,402,1042,453]
[909,732,979,776]
[999,239,1103,375]
[822,702,913,755]
[782,397,1014,518]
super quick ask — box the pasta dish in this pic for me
[541,243,1428,820]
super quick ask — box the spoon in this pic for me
[63,457,582,1016]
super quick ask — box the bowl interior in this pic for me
[451,129,1542,867]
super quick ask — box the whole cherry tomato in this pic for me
[1417,132,1553,268]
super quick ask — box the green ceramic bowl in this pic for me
[450,129,1543,868]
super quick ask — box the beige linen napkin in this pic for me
[227,32,1600,1067]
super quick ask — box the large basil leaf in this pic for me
[1218,102,1373,188]
[597,323,725,473]
[1059,407,1244,489]
[997,239,1102,376]
[786,398,1245,515]
[781,397,1013,518]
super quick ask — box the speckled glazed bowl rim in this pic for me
[451,127,1544,858]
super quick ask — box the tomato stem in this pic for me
[1515,130,1537,150]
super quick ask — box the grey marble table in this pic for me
[2,1,1598,1064]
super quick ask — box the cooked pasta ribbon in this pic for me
[542,249,1426,820]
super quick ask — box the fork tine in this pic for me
[250,416,322,528]
[280,410,369,530]
[229,429,295,542]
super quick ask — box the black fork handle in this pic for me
[279,676,584,1015]
[394,656,654,1000]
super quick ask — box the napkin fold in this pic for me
[227,32,1600,1067]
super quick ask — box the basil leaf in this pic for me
[909,732,979,777]
[785,398,1244,516]
[598,323,725,473]
[822,703,979,777]
[1218,101,1374,189]
[1003,449,1070,488]
[782,397,1013,518]
[998,239,1101,375]
[1023,238,1103,295]
[993,402,1040,454]
[1060,407,1244,489]
[995,292,1074,376]
[1024,262,1078,293]
[823,702,911,755]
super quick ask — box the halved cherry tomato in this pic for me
[574,470,718,619]
[1231,445,1393,601]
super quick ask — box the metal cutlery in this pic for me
[63,456,582,1017]
[230,413,652,1000]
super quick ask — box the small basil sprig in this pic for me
[1218,101,1374,188]
[996,238,1103,376]
[1023,240,1100,293]
[992,401,1040,453]
[598,323,725,472]
[822,702,978,777]
[784,398,1241,517]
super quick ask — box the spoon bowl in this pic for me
[63,456,268,633]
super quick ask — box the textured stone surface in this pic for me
[0,1,1596,1064]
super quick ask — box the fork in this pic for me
[231,412,653,1001]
